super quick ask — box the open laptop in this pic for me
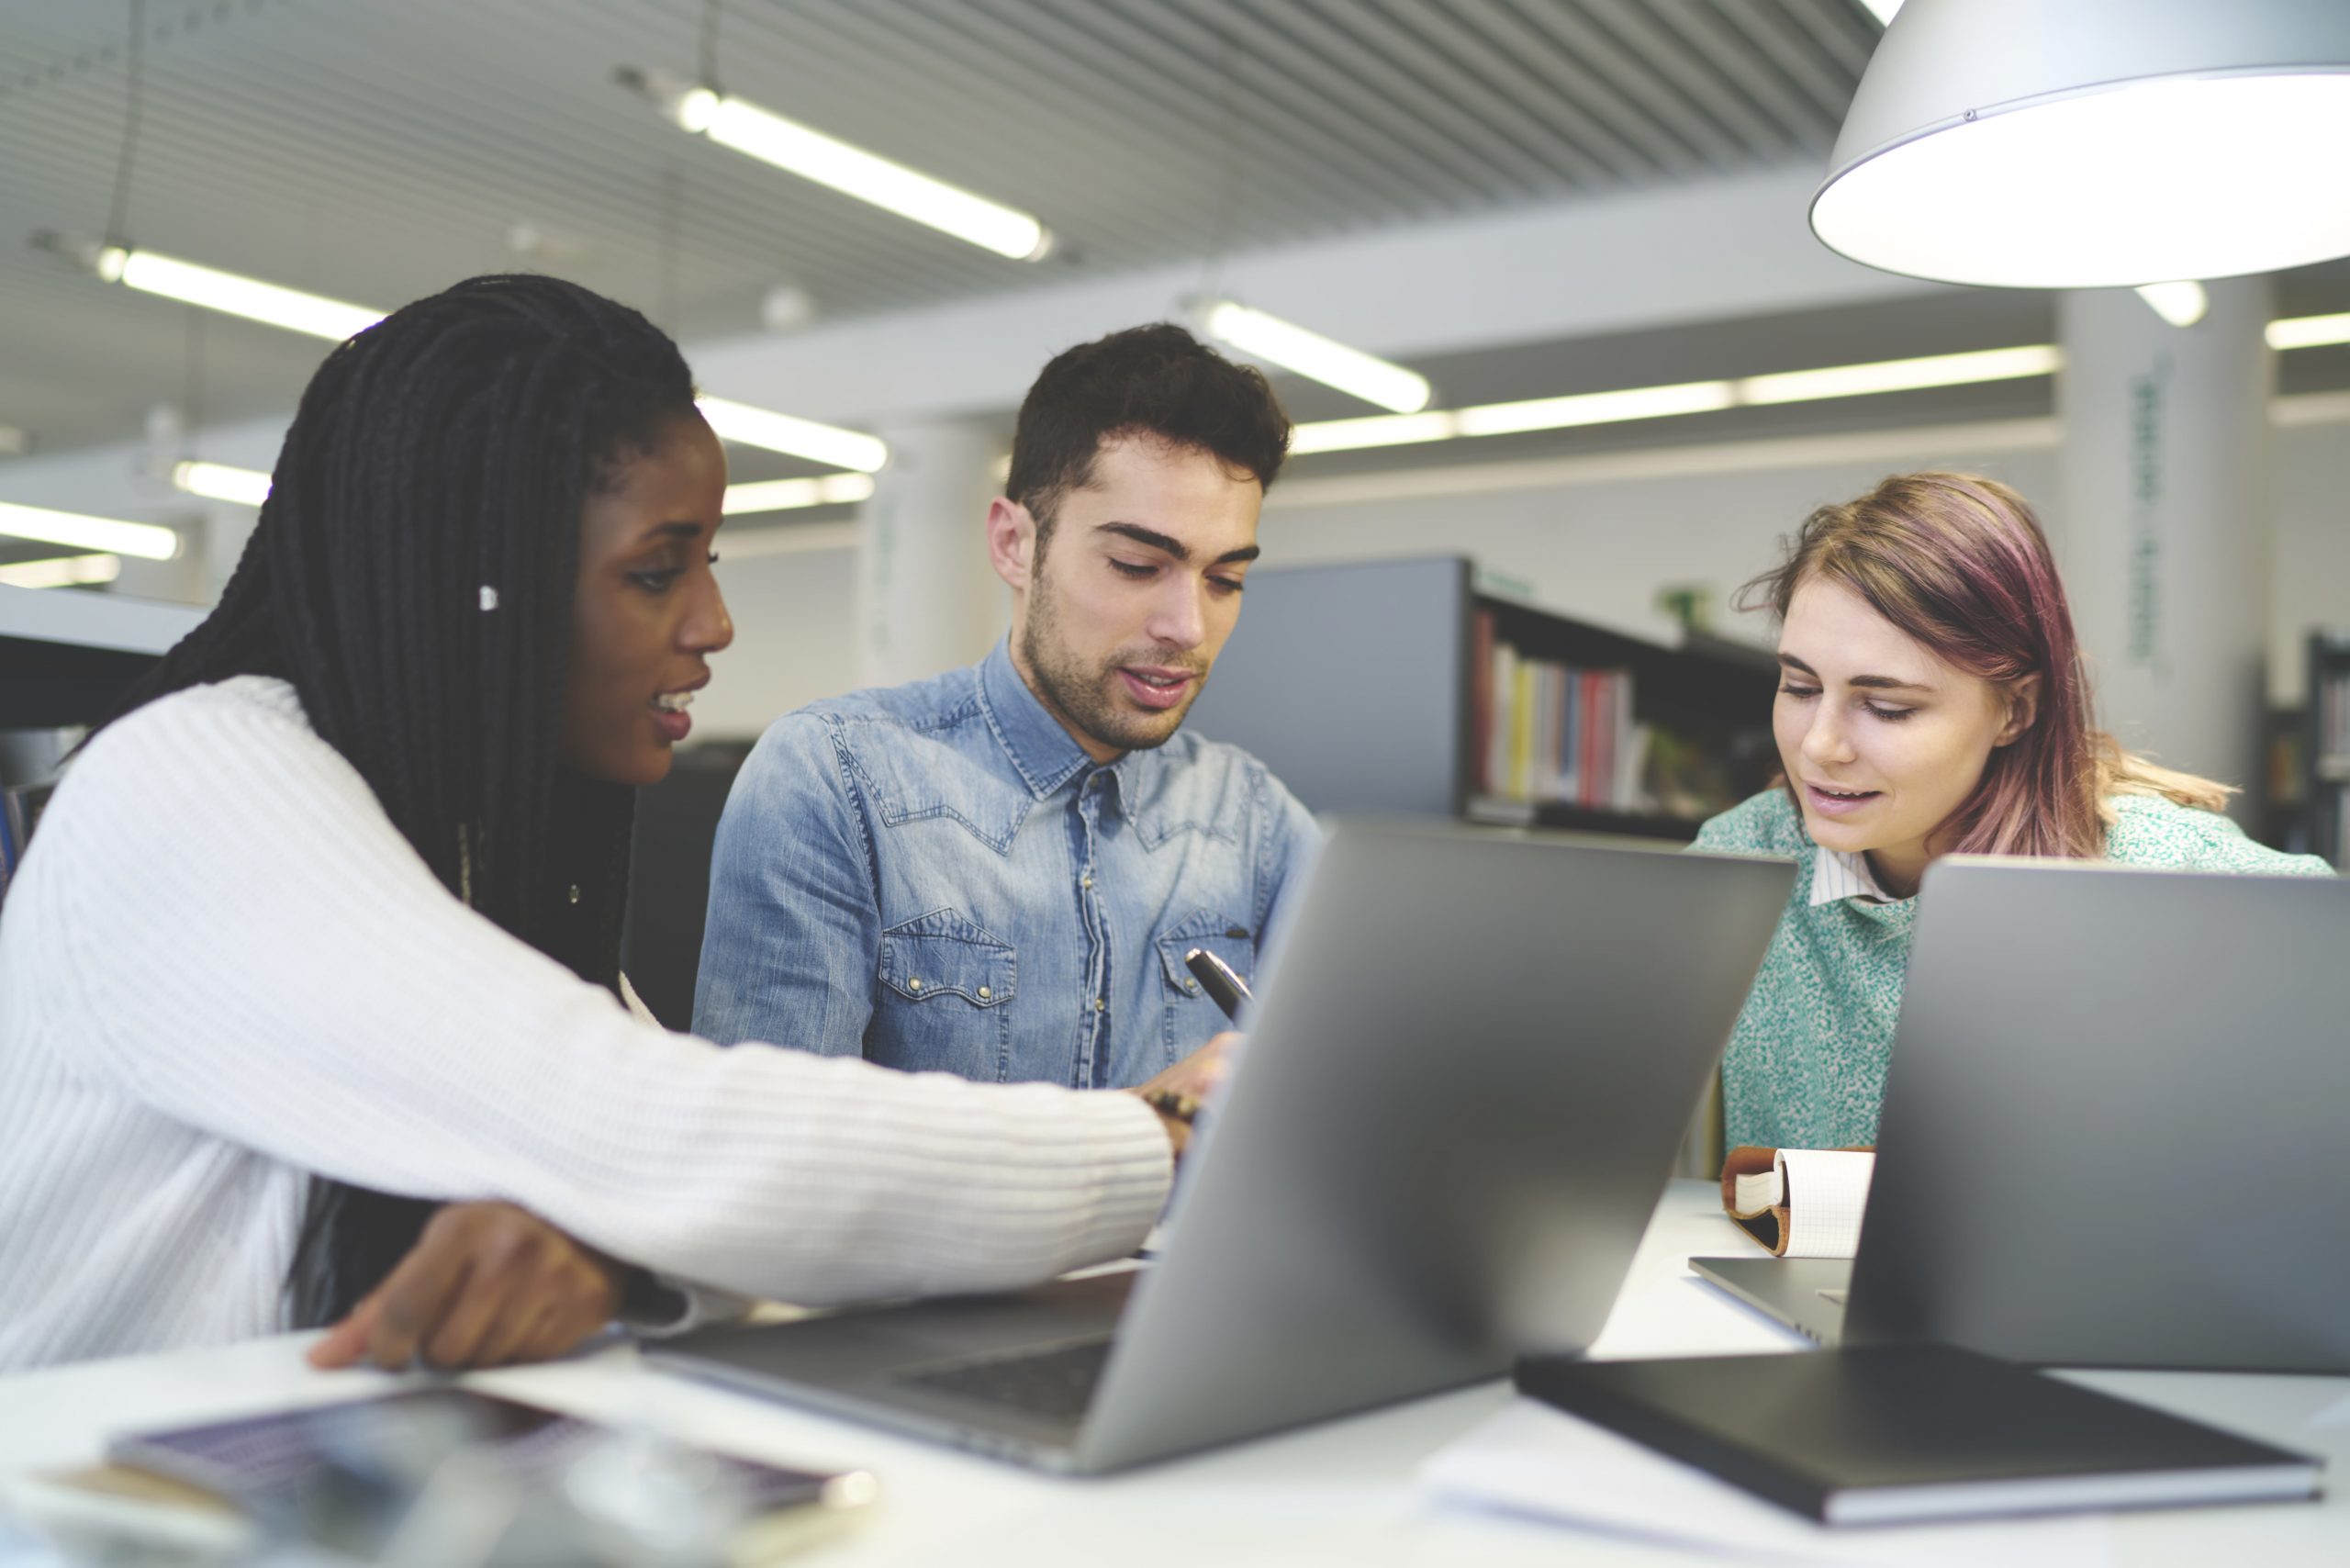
[651,818,1793,1473]
[1695,856,2350,1372]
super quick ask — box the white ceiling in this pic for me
[0,0,1886,456]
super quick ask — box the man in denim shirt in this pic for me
[693,325,1318,1088]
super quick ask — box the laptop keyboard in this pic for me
[895,1338,1114,1420]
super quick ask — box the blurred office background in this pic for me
[6,0,2350,863]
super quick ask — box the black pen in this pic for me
[1183,947,1254,1023]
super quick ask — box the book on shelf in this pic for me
[1471,609,1642,812]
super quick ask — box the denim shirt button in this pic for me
[908,977,923,991]
[1094,998,1106,1012]
[978,985,991,1001]
[1081,876,1094,890]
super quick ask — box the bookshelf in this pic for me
[2304,632,2350,868]
[1186,556,1779,841]
[0,583,203,730]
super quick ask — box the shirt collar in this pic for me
[977,635,1097,800]
[1809,845,1900,906]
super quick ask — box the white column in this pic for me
[853,420,1007,689]
[2057,276,2274,815]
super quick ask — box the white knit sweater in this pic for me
[0,677,1171,1372]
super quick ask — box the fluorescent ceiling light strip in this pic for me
[722,473,876,515]
[173,448,879,515]
[1287,411,1459,455]
[1203,302,1431,414]
[0,500,179,560]
[109,249,386,342]
[0,553,123,589]
[1289,319,2349,457]
[173,461,273,506]
[2268,311,2350,350]
[1739,345,2065,405]
[700,96,1047,261]
[1455,381,1737,437]
[697,397,889,473]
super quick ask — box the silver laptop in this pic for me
[651,818,1793,1473]
[1695,856,2350,1372]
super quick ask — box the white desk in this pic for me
[4,1181,2344,1566]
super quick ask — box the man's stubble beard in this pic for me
[1020,565,1207,756]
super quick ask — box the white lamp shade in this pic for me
[1813,0,2350,288]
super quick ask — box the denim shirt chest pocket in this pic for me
[1155,910,1258,1067]
[873,908,1019,1081]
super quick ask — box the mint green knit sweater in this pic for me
[1693,788,2333,1152]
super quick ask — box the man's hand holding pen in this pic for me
[1131,1031,1242,1159]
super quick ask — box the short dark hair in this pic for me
[1007,323,1291,545]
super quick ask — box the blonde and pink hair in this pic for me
[1740,472,2227,861]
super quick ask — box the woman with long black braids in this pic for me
[0,275,1202,1372]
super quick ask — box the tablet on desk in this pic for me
[27,1387,877,1565]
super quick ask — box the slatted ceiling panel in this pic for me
[1577,0,1798,157]
[0,0,1884,458]
[1485,2,1728,173]
[1122,3,1493,220]
[1376,1,1671,183]
[954,0,1369,234]
[1245,3,1549,200]
[738,0,1233,263]
[1716,2,1863,129]
[1660,1,1838,147]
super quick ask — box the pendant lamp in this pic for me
[1811,0,2350,288]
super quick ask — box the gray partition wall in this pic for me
[1186,555,1470,817]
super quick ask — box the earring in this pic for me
[479,586,499,611]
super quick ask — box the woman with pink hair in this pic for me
[1696,471,2330,1153]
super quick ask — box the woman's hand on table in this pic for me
[306,1201,622,1372]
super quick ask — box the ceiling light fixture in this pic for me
[1812,0,2350,287]
[1287,412,1460,457]
[697,397,889,473]
[621,70,1051,262]
[1454,381,1736,436]
[171,456,875,517]
[172,461,273,506]
[34,232,386,341]
[1291,342,2070,454]
[0,499,178,560]
[36,235,890,475]
[2134,282,2210,329]
[1198,301,1432,414]
[2268,310,2350,351]
[722,473,876,514]
[1739,345,2063,405]
[0,553,123,589]
[1150,308,2350,460]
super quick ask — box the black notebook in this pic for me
[1516,1345,2322,1527]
